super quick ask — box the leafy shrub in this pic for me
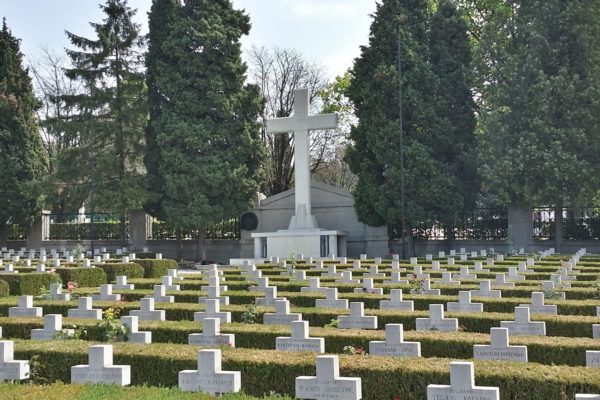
[54,267,107,288]
[134,259,177,278]
[0,280,9,297]
[96,262,145,281]
[0,273,61,295]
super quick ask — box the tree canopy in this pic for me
[0,19,46,245]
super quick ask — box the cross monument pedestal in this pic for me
[250,88,346,259]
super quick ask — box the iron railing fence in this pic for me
[47,213,127,240]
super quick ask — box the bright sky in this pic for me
[1,0,378,78]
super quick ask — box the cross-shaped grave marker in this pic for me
[500,306,546,336]
[0,341,29,381]
[416,304,458,332]
[194,298,231,324]
[71,345,130,386]
[189,317,234,347]
[295,355,362,400]
[179,349,241,394]
[379,289,414,311]
[427,361,499,400]
[473,327,527,362]
[519,292,557,315]
[130,297,165,321]
[31,314,74,340]
[447,291,483,313]
[338,302,377,330]
[9,295,42,318]
[369,323,421,357]
[316,287,349,310]
[276,320,325,353]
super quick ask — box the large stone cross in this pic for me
[266,88,338,230]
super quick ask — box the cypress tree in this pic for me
[144,0,179,220]
[428,0,478,240]
[0,19,46,245]
[345,0,440,249]
[148,0,265,261]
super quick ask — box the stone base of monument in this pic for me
[250,229,347,259]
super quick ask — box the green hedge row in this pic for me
[0,297,597,338]
[0,382,291,400]
[134,259,177,278]
[2,318,598,367]
[95,262,145,281]
[11,340,600,399]
[0,280,8,297]
[55,267,107,288]
[0,273,61,295]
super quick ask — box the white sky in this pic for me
[2,0,378,78]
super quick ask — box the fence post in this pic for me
[507,203,533,253]
[128,209,150,251]
[26,210,50,248]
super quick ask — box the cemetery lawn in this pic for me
[0,382,293,400]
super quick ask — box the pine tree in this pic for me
[59,0,146,244]
[147,0,265,261]
[0,19,46,245]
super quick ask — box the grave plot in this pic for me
[0,248,598,399]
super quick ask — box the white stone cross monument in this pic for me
[0,341,30,381]
[251,89,346,258]
[369,324,421,357]
[473,327,527,362]
[295,355,362,400]
[71,345,130,386]
[266,88,337,230]
[276,320,325,353]
[427,361,499,400]
[179,349,241,394]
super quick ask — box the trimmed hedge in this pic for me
[2,318,598,367]
[11,340,600,399]
[95,262,145,281]
[0,273,61,295]
[0,383,292,400]
[0,297,596,338]
[0,279,8,297]
[134,258,177,278]
[54,267,107,288]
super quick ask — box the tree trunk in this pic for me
[176,229,183,261]
[554,205,563,254]
[120,214,127,247]
[0,223,7,248]
[196,230,206,263]
[445,225,455,254]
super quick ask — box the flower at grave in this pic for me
[49,268,56,273]
[67,282,77,293]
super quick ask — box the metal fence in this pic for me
[390,208,508,241]
[533,207,600,240]
[7,224,27,240]
[47,213,126,240]
[149,218,241,240]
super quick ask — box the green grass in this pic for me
[0,383,292,400]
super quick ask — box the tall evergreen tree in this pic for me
[144,0,179,220]
[428,0,478,238]
[0,19,46,245]
[479,0,600,241]
[147,0,265,261]
[59,0,146,244]
[347,0,476,253]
